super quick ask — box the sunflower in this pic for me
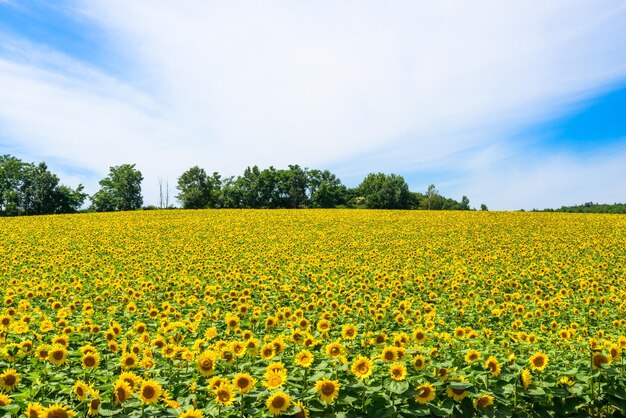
[465,349,481,363]
[0,392,10,407]
[119,372,142,391]
[42,403,75,418]
[381,346,397,363]
[521,369,532,390]
[48,344,68,366]
[25,403,44,418]
[324,341,344,359]
[342,324,357,340]
[139,379,163,404]
[267,391,291,415]
[415,382,436,405]
[179,408,204,418]
[213,382,235,406]
[0,368,19,392]
[528,352,548,372]
[389,363,407,381]
[87,391,101,416]
[195,352,216,377]
[413,354,427,371]
[208,376,230,391]
[475,394,494,410]
[315,378,340,403]
[484,356,501,377]
[436,367,449,381]
[351,355,373,380]
[294,350,314,368]
[73,380,90,401]
[32,344,46,361]
[293,400,309,418]
[81,352,100,369]
[592,352,610,369]
[114,380,132,404]
[413,329,427,343]
[446,386,469,401]
[120,352,138,369]
[260,343,275,360]
[264,370,287,389]
[233,373,257,393]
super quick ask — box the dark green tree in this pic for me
[91,164,143,212]
[307,169,346,208]
[358,173,411,209]
[176,166,221,209]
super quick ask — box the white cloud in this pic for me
[1,1,626,208]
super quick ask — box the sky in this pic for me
[1,1,626,210]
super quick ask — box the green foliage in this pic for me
[543,202,626,214]
[91,164,143,212]
[0,155,86,216]
[357,173,411,209]
[176,166,221,209]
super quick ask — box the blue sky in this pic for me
[1,1,626,210]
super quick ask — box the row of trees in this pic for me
[0,155,87,216]
[1,154,480,215]
[176,164,475,210]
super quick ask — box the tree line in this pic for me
[0,155,482,216]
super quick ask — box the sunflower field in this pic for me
[1,210,626,418]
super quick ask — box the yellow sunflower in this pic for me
[48,344,68,366]
[267,391,291,415]
[42,403,75,418]
[341,324,357,340]
[25,403,44,418]
[293,400,309,418]
[389,363,407,381]
[528,352,548,372]
[73,380,90,401]
[415,382,436,405]
[475,394,494,410]
[139,380,163,404]
[447,386,469,402]
[484,356,501,377]
[592,352,610,369]
[324,341,344,359]
[465,349,481,363]
[381,346,397,363]
[195,351,216,377]
[87,391,101,416]
[0,392,10,407]
[413,354,427,371]
[351,355,373,380]
[260,343,275,361]
[81,352,100,369]
[178,407,204,418]
[114,380,132,404]
[213,382,235,406]
[521,369,532,390]
[233,373,257,393]
[263,370,287,390]
[315,378,340,403]
[0,369,20,392]
[295,350,314,368]
[120,352,138,369]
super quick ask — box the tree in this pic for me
[176,166,221,209]
[480,203,488,211]
[91,164,143,212]
[358,173,411,209]
[307,169,346,208]
[460,195,470,210]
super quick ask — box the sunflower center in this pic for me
[218,389,230,402]
[52,351,64,360]
[201,359,213,370]
[84,356,96,367]
[116,387,128,402]
[237,378,249,389]
[452,388,465,395]
[48,409,69,418]
[321,382,335,396]
[271,396,286,408]
[91,399,101,409]
[4,375,16,386]
[143,386,155,398]
[533,357,544,367]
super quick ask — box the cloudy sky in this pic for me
[1,1,626,210]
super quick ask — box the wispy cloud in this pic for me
[1,1,626,209]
